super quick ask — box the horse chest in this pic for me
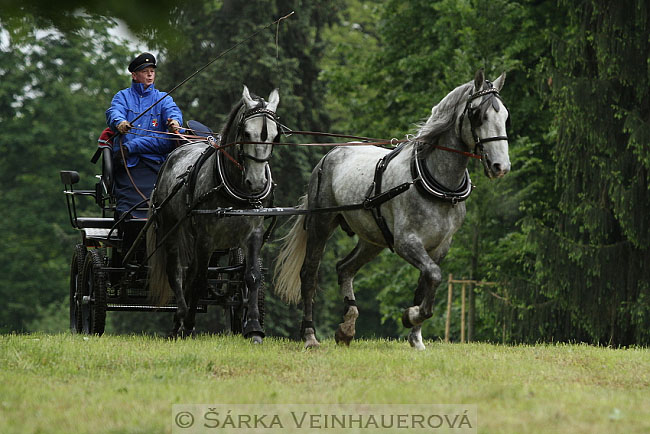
[390,196,466,247]
[199,216,259,247]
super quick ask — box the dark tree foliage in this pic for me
[531,0,650,345]
[1,0,185,35]
[0,15,133,332]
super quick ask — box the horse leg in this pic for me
[243,225,265,344]
[167,248,189,338]
[394,238,442,350]
[334,240,383,346]
[300,215,338,349]
[183,251,209,338]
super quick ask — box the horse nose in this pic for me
[492,162,510,177]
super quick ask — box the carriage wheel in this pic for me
[80,249,108,335]
[69,244,86,333]
[228,249,265,334]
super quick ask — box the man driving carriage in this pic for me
[105,52,184,218]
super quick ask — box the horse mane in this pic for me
[220,100,245,143]
[414,81,473,150]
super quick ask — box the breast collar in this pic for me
[411,145,472,204]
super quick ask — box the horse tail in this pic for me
[146,211,173,306]
[273,195,308,304]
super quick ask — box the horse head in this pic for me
[237,85,280,192]
[461,69,511,179]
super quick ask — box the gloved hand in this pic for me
[117,120,132,134]
[167,118,181,133]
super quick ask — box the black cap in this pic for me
[128,53,156,73]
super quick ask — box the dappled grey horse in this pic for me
[274,70,510,349]
[147,86,279,342]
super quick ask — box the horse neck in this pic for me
[423,129,469,189]
[221,151,246,189]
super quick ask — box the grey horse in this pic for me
[147,86,279,342]
[274,70,510,349]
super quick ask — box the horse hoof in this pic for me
[334,328,353,346]
[304,329,320,349]
[408,334,426,351]
[250,333,264,344]
[175,327,195,339]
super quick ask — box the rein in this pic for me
[117,135,149,205]
[228,137,484,159]
[130,126,485,159]
[128,82,514,166]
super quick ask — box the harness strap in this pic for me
[191,183,411,218]
[118,135,149,205]
[215,141,274,206]
[137,185,224,269]
[121,166,194,266]
[410,147,472,204]
[368,144,407,251]
[459,84,509,154]
[186,144,217,208]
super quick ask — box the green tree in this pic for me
[0,15,133,332]
[532,0,650,345]
[1,0,184,35]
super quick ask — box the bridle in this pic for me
[215,105,279,204]
[458,83,510,155]
[235,107,279,164]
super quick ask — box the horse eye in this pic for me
[243,131,251,140]
[273,134,280,143]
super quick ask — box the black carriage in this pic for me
[60,144,265,336]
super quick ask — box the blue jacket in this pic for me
[106,81,183,167]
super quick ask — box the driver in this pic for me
[106,52,183,218]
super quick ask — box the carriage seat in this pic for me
[187,120,220,140]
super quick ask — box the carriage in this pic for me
[60,121,266,337]
[60,71,510,349]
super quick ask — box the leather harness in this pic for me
[358,83,508,251]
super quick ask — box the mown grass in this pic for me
[0,333,648,433]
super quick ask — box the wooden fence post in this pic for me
[461,283,466,343]
[445,273,453,343]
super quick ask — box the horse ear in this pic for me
[242,85,256,109]
[493,72,506,91]
[474,68,485,92]
[267,88,280,112]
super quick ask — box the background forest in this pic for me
[1,0,648,346]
